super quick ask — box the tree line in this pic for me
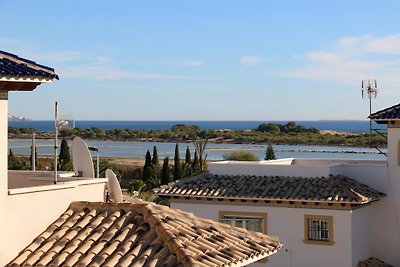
[130,140,208,195]
[8,122,387,147]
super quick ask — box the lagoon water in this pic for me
[8,120,388,160]
[8,139,387,161]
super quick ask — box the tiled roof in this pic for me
[369,103,400,122]
[154,174,385,207]
[358,257,393,267]
[0,50,59,81]
[7,201,282,267]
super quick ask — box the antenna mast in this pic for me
[361,79,378,147]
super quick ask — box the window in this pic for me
[220,211,268,263]
[304,215,334,245]
[219,211,267,233]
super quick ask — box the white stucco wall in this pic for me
[331,164,388,194]
[0,179,107,266]
[370,125,400,266]
[206,158,400,265]
[209,161,331,177]
[351,206,371,267]
[171,201,356,267]
[0,96,8,194]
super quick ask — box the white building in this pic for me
[0,50,108,266]
[155,104,400,267]
[1,50,283,267]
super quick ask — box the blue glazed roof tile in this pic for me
[369,103,400,122]
[0,50,58,80]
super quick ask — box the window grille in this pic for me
[304,215,333,245]
[308,218,330,241]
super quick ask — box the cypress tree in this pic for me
[185,146,191,164]
[142,150,153,183]
[59,138,72,171]
[160,157,170,185]
[265,144,277,160]
[193,151,199,172]
[173,143,182,181]
[151,146,160,180]
[183,146,193,177]
[151,146,159,166]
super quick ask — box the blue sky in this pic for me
[2,1,400,120]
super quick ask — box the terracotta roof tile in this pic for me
[154,174,385,206]
[358,257,393,267]
[7,201,282,267]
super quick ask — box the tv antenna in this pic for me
[361,79,387,156]
[54,102,75,184]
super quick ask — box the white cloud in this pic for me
[240,56,264,67]
[365,34,400,54]
[59,65,217,80]
[280,34,400,87]
[0,39,215,81]
[171,60,205,67]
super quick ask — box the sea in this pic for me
[8,120,386,133]
[8,120,388,160]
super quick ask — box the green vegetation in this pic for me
[256,121,319,134]
[223,151,260,161]
[142,150,153,183]
[265,144,276,160]
[8,149,30,170]
[174,143,182,181]
[185,146,191,164]
[58,138,72,171]
[160,157,171,185]
[193,139,208,171]
[8,122,387,148]
[129,145,205,204]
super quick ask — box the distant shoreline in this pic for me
[9,120,385,133]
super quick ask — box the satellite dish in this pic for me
[105,169,123,203]
[72,137,95,178]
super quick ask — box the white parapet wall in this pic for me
[0,96,7,195]
[209,159,387,180]
[209,159,332,177]
[0,177,107,266]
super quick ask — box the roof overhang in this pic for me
[0,80,52,91]
[160,194,380,210]
[0,50,58,92]
[0,76,54,83]
[371,119,400,125]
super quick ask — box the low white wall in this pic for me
[0,179,107,266]
[330,164,388,193]
[171,201,354,267]
[208,161,331,177]
[8,170,76,189]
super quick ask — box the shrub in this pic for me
[223,151,259,161]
